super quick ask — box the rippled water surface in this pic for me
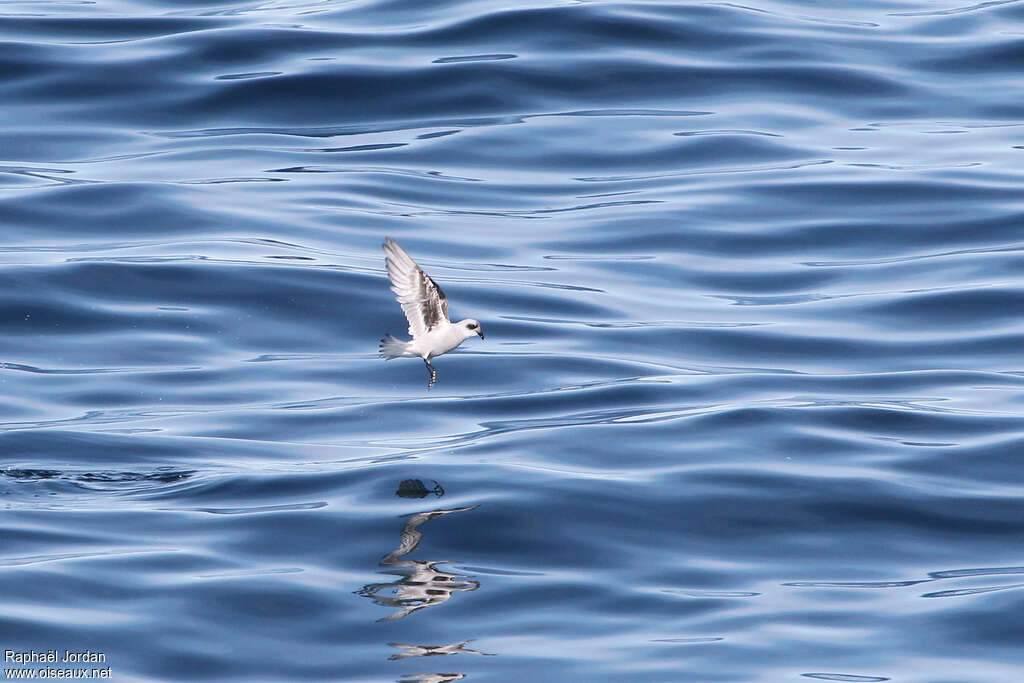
[3,0,1024,681]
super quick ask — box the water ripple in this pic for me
[3,0,1023,680]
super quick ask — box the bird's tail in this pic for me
[378,334,410,360]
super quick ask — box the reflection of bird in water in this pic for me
[369,560,477,622]
[378,237,484,389]
[397,674,465,683]
[357,505,479,621]
[388,640,495,661]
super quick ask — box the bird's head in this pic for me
[458,319,484,340]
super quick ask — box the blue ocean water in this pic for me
[2,0,1024,680]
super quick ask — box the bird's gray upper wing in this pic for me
[383,237,450,337]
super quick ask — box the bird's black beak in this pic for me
[477,330,485,340]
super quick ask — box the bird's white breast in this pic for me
[410,322,468,359]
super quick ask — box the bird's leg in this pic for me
[423,358,437,389]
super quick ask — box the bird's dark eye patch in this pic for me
[468,323,477,329]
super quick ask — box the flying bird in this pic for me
[379,237,484,388]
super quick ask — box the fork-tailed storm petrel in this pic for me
[378,238,484,388]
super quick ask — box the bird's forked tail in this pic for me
[379,334,410,360]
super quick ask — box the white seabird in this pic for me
[378,237,484,387]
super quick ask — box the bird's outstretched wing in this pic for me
[383,237,450,338]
